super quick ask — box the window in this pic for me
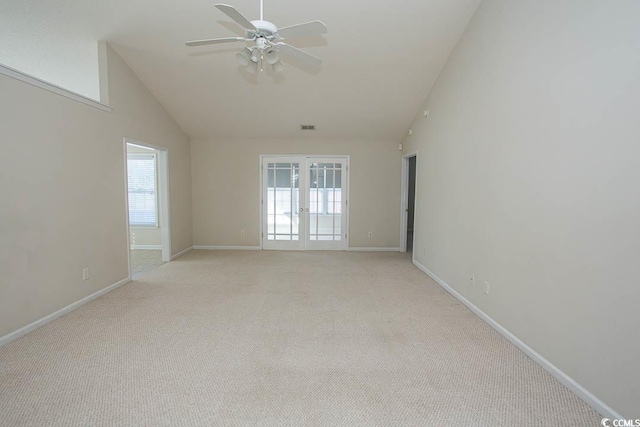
[127,154,158,227]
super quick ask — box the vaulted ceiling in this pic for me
[2,0,481,140]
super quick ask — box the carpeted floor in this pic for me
[0,251,601,426]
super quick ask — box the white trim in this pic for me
[157,150,171,262]
[345,158,351,250]
[259,155,264,250]
[125,139,168,153]
[0,277,130,347]
[131,245,162,250]
[399,156,408,252]
[0,63,113,113]
[193,245,261,251]
[124,143,133,280]
[411,259,623,420]
[348,247,400,252]
[171,246,194,260]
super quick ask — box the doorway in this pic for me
[400,152,417,253]
[261,156,349,250]
[124,139,171,279]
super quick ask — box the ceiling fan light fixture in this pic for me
[271,60,284,73]
[236,48,252,66]
[245,61,259,74]
[265,48,279,65]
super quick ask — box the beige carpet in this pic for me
[0,251,601,426]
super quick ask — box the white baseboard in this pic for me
[411,259,622,420]
[193,245,261,251]
[0,276,131,347]
[131,245,162,250]
[171,246,194,260]
[194,246,401,252]
[348,247,400,252]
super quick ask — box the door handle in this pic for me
[305,208,309,212]
[299,208,304,212]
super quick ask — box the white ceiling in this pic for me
[2,0,481,140]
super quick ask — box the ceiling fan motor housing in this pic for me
[248,20,278,38]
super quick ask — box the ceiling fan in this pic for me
[186,0,327,74]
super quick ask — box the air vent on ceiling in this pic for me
[300,124,316,131]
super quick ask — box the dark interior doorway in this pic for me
[407,156,416,252]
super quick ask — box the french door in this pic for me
[262,156,348,250]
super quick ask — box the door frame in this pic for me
[399,151,418,253]
[124,138,172,279]
[259,154,350,251]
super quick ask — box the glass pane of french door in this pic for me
[263,159,304,250]
[262,156,347,251]
[306,159,347,250]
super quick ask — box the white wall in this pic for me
[191,138,401,249]
[403,0,640,418]
[0,44,192,338]
[0,0,100,100]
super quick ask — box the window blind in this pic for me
[127,154,158,226]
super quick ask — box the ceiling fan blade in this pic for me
[277,21,328,40]
[214,4,257,30]
[276,43,322,67]
[186,37,247,47]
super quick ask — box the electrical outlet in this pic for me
[423,247,426,255]
[240,230,245,237]
[484,281,490,295]
[82,268,90,281]
[368,231,373,238]
[470,274,475,285]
